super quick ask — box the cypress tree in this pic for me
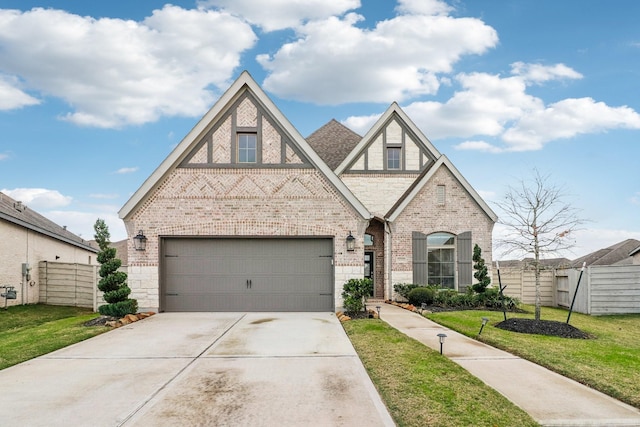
[472,243,491,293]
[94,219,137,317]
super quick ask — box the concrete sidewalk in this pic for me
[379,303,640,427]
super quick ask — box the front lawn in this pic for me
[343,320,538,427]
[0,304,107,370]
[425,305,640,409]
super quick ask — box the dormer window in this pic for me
[238,133,257,163]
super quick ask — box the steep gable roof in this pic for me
[385,155,498,222]
[119,71,371,220]
[306,119,361,171]
[0,192,97,252]
[335,102,441,175]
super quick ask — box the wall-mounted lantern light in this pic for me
[133,230,148,251]
[437,333,447,355]
[346,231,355,251]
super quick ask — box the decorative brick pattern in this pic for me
[211,116,232,163]
[285,143,303,164]
[236,97,257,127]
[262,118,281,164]
[126,168,368,310]
[188,140,208,164]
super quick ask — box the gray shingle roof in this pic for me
[306,119,362,171]
[0,192,97,253]
[570,239,640,267]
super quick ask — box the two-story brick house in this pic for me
[119,72,496,312]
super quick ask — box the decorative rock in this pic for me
[125,314,139,323]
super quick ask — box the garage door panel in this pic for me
[162,238,333,312]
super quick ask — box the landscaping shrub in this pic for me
[407,286,436,306]
[342,278,373,313]
[472,243,491,294]
[393,283,421,300]
[94,219,138,318]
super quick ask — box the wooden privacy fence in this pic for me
[492,267,555,306]
[38,261,107,311]
[556,264,640,315]
[493,264,640,315]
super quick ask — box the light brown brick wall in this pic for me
[390,165,494,287]
[125,168,368,310]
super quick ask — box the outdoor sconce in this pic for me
[478,317,489,335]
[133,230,148,251]
[346,231,355,251]
[437,333,447,355]
[376,305,381,319]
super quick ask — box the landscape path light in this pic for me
[376,305,381,319]
[437,333,447,355]
[478,317,489,335]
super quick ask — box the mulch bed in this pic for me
[495,318,592,339]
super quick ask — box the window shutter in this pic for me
[412,231,428,285]
[457,231,472,292]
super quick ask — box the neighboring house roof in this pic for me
[306,119,362,171]
[386,155,498,222]
[88,239,128,264]
[570,239,640,267]
[119,71,372,221]
[630,246,640,257]
[0,192,98,253]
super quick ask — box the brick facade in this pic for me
[120,72,496,311]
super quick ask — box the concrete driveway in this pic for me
[0,313,394,427]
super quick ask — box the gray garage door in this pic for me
[161,238,334,312]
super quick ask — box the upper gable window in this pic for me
[238,133,257,163]
[387,147,401,170]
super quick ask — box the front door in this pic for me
[364,251,374,297]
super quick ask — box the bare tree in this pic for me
[496,169,584,320]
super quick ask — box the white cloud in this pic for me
[396,0,453,16]
[0,6,256,127]
[258,9,498,104]
[0,152,8,161]
[342,113,381,134]
[343,62,640,152]
[502,97,640,150]
[454,140,503,153]
[511,61,583,84]
[0,74,40,110]
[1,188,72,209]
[114,167,138,174]
[199,0,360,31]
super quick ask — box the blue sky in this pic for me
[0,0,638,259]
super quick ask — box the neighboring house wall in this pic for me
[0,220,97,307]
[392,166,494,292]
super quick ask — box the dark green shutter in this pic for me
[457,231,472,292]
[412,231,428,285]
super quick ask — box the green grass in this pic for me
[0,304,108,370]
[425,305,640,409]
[343,320,539,427]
